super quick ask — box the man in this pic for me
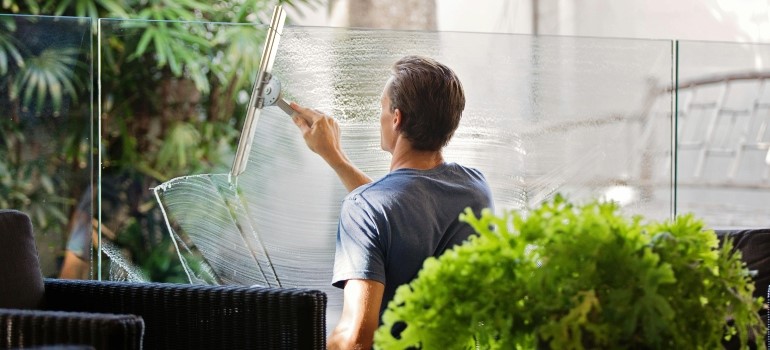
[290,55,493,349]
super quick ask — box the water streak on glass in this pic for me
[102,239,149,282]
[152,27,673,332]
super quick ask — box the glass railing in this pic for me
[96,18,264,283]
[6,13,770,334]
[0,15,94,280]
[134,24,675,332]
[674,40,770,229]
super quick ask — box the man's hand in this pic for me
[290,102,372,192]
[290,102,344,164]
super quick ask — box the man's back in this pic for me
[333,162,493,314]
[291,55,488,348]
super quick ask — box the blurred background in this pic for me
[290,0,770,42]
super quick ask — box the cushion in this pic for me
[0,209,45,309]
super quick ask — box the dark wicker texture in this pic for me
[0,308,143,349]
[716,229,770,350]
[43,279,327,350]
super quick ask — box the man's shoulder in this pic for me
[342,172,424,212]
[347,177,390,197]
[447,162,486,178]
[342,179,395,211]
[356,164,488,200]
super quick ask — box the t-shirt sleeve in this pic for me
[332,195,386,289]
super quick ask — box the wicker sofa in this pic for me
[1,280,327,350]
[716,228,770,350]
[0,209,326,350]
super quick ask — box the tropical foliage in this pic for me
[0,0,316,280]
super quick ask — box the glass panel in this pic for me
[0,15,93,279]
[676,40,770,229]
[97,19,263,282]
[146,26,673,332]
[268,28,674,215]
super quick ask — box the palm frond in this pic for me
[0,30,23,74]
[13,47,81,113]
[210,25,263,97]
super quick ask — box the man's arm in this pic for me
[290,102,372,192]
[328,279,385,350]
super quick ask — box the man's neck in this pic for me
[389,137,444,171]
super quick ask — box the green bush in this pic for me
[375,195,766,349]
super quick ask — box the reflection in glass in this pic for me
[0,15,93,280]
[676,41,770,228]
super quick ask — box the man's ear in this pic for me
[393,108,402,130]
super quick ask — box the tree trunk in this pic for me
[329,0,436,30]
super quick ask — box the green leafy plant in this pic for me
[375,195,766,349]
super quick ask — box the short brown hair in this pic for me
[387,55,465,151]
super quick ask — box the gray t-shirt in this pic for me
[332,162,494,314]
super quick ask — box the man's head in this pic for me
[380,56,465,152]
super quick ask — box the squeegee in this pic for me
[231,5,293,179]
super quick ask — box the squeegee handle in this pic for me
[275,98,294,116]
